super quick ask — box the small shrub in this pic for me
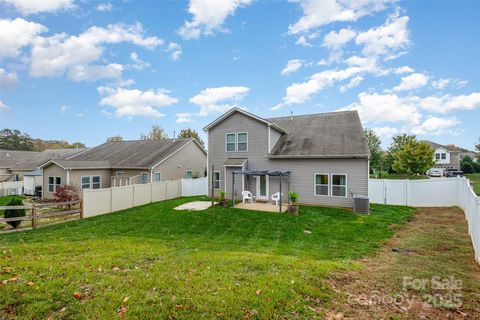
[4,198,26,229]
[54,185,81,202]
[218,191,225,201]
[289,191,298,204]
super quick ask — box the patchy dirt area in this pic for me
[327,207,480,319]
[173,201,216,211]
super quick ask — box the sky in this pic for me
[0,0,479,150]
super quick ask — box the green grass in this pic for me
[0,197,414,319]
[467,173,480,195]
[0,195,24,207]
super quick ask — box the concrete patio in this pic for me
[235,202,288,213]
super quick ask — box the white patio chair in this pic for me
[242,191,253,204]
[271,192,283,206]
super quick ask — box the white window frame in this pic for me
[236,132,248,152]
[154,172,161,182]
[225,133,236,152]
[48,176,61,193]
[213,171,220,189]
[331,173,348,198]
[92,176,101,189]
[186,170,193,179]
[435,153,440,160]
[313,173,329,197]
[441,153,447,160]
[81,176,91,190]
[140,172,149,184]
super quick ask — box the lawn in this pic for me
[0,195,24,208]
[0,197,414,319]
[467,173,480,195]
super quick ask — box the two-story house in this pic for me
[421,140,477,171]
[203,108,369,208]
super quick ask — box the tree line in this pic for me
[0,129,86,151]
[365,129,480,176]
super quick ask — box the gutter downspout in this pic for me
[66,169,71,185]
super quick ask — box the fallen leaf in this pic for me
[73,292,82,299]
[175,304,184,310]
[116,306,128,317]
[112,267,120,271]
[27,281,34,287]
[123,297,129,303]
[256,289,261,295]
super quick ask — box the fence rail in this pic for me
[369,177,480,264]
[0,200,82,228]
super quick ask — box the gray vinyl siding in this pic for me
[207,111,368,208]
[42,164,67,199]
[153,140,207,181]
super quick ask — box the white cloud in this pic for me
[281,59,304,76]
[189,86,250,116]
[60,105,70,114]
[177,0,252,39]
[322,28,356,50]
[0,68,18,88]
[372,126,400,138]
[30,22,162,81]
[98,86,178,118]
[442,93,480,112]
[0,18,47,60]
[176,113,194,123]
[96,2,113,12]
[164,42,182,61]
[393,73,429,91]
[355,12,410,59]
[431,78,468,90]
[0,100,11,112]
[1,0,74,15]
[341,92,422,126]
[130,52,151,70]
[412,116,460,135]
[288,0,389,35]
[394,66,414,74]
[339,75,363,93]
[295,35,313,47]
[431,78,449,90]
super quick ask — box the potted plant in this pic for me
[218,191,228,207]
[288,191,299,215]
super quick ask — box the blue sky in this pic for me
[0,0,479,149]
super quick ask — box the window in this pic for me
[92,176,101,189]
[331,174,347,197]
[48,176,61,193]
[81,176,91,189]
[314,174,329,196]
[213,171,220,189]
[441,153,446,160]
[226,133,236,152]
[186,170,193,179]
[154,172,161,182]
[237,132,248,151]
[435,153,440,160]
[141,173,149,184]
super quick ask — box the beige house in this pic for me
[38,138,207,199]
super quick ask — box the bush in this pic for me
[461,163,475,174]
[218,191,225,202]
[4,198,26,229]
[54,185,80,202]
[288,191,298,204]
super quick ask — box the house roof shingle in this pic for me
[46,138,204,170]
[10,149,87,171]
[267,110,369,158]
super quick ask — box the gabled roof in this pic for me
[39,138,206,170]
[9,148,87,171]
[0,150,38,169]
[203,107,285,133]
[267,110,369,158]
[420,140,472,153]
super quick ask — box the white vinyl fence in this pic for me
[83,178,208,218]
[0,181,24,197]
[369,177,480,263]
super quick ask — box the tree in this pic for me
[140,125,168,140]
[392,140,435,175]
[54,185,81,202]
[0,129,34,151]
[476,138,480,162]
[364,128,383,175]
[388,134,418,173]
[178,128,205,148]
[106,135,124,142]
[460,155,475,173]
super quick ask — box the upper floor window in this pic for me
[435,153,440,160]
[226,132,248,152]
[441,153,446,160]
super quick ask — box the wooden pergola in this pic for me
[231,170,292,212]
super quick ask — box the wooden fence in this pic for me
[0,200,82,229]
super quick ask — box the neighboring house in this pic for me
[38,138,207,199]
[421,140,477,171]
[0,149,85,182]
[204,108,369,208]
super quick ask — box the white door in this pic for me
[255,175,268,200]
